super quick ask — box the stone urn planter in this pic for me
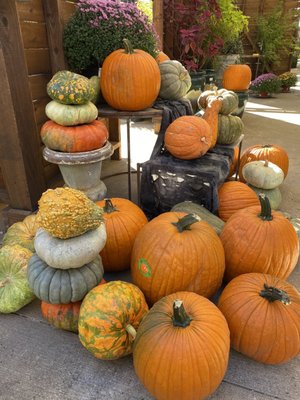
[43,141,114,201]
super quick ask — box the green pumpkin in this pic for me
[184,89,201,113]
[217,114,244,145]
[159,60,191,100]
[248,184,282,210]
[242,160,284,190]
[47,70,95,105]
[45,101,98,126]
[89,76,101,105]
[198,89,238,115]
[27,254,104,304]
[0,245,34,313]
[171,201,225,235]
[2,214,39,252]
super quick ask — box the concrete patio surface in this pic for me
[0,80,300,399]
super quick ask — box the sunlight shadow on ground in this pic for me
[246,100,300,126]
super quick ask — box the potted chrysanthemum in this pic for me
[249,73,282,97]
[278,72,298,92]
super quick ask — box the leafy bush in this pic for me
[278,72,298,88]
[250,73,282,94]
[63,0,159,73]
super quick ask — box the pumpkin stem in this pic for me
[172,213,200,232]
[125,324,137,340]
[123,39,135,54]
[103,198,118,214]
[259,283,291,305]
[264,160,269,167]
[0,278,10,288]
[262,145,272,148]
[173,300,191,328]
[258,194,273,221]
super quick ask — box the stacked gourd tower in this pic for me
[41,70,113,201]
[27,187,106,332]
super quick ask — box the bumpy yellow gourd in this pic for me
[37,187,103,239]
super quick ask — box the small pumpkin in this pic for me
[40,119,108,153]
[89,76,101,104]
[131,212,225,305]
[27,254,104,304]
[248,184,282,210]
[217,114,244,145]
[198,89,239,115]
[184,89,201,113]
[45,101,98,126]
[78,281,149,360]
[0,245,34,313]
[100,39,160,111]
[242,160,284,189]
[218,181,260,222]
[222,64,252,91]
[133,292,230,400]
[41,301,81,333]
[156,51,170,63]
[95,198,148,272]
[2,214,39,252]
[202,96,223,148]
[171,201,225,235]
[164,116,212,160]
[218,273,300,364]
[220,195,299,281]
[158,60,191,100]
[47,70,94,105]
[34,225,106,269]
[238,144,289,182]
[37,187,103,239]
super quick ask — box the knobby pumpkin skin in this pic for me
[220,195,299,281]
[222,64,252,91]
[96,198,148,272]
[218,181,260,222]
[45,101,98,126]
[158,60,191,100]
[131,212,225,305]
[40,119,108,153]
[100,39,160,111]
[47,70,94,105]
[165,116,212,160]
[3,214,39,253]
[218,273,300,364]
[78,281,149,360]
[41,301,81,333]
[238,144,289,182]
[133,291,230,400]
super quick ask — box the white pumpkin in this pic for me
[34,225,106,269]
[242,160,284,189]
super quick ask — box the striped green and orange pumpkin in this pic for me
[78,281,148,360]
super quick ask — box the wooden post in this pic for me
[153,0,164,49]
[0,2,46,211]
[43,0,68,73]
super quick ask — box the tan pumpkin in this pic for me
[222,64,252,91]
[242,160,284,189]
[218,181,260,222]
[198,89,239,115]
[165,116,212,159]
[238,144,289,182]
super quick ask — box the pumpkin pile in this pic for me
[27,187,106,332]
[41,70,109,153]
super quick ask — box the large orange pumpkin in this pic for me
[156,51,170,63]
[220,195,299,281]
[165,116,212,159]
[100,39,160,111]
[218,181,260,221]
[238,144,289,182]
[133,291,230,400]
[218,273,300,364]
[222,64,252,91]
[96,198,148,272]
[40,119,108,153]
[131,212,225,305]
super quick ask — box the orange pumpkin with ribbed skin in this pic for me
[218,181,259,221]
[78,281,148,360]
[220,196,299,282]
[96,198,148,272]
[156,51,170,63]
[100,39,160,111]
[165,116,212,159]
[239,144,289,182]
[218,273,300,364]
[222,64,252,91]
[202,96,223,148]
[40,120,108,153]
[133,291,230,400]
[131,212,225,305]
